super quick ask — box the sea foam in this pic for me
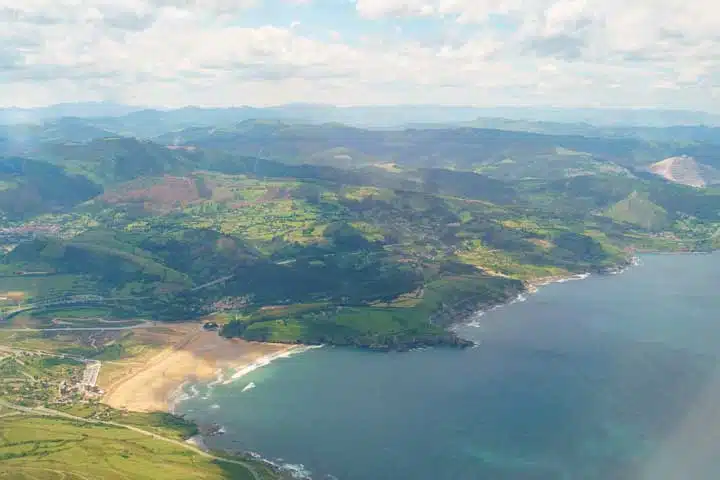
[223,345,324,385]
[245,452,315,479]
[457,270,599,331]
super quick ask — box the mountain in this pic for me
[156,121,677,178]
[0,119,116,150]
[603,191,670,230]
[408,118,720,145]
[0,102,142,124]
[34,118,117,143]
[0,157,101,220]
[37,137,196,185]
[648,156,720,187]
[86,108,309,138]
[4,104,719,131]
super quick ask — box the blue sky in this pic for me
[0,0,718,111]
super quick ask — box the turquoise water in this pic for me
[178,254,720,479]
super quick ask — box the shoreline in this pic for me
[101,327,303,414]
[172,257,642,478]
[452,255,641,331]
[168,344,321,414]
[172,344,322,480]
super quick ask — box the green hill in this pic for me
[38,137,195,186]
[0,412,275,480]
[3,233,191,296]
[0,157,101,220]
[604,191,670,230]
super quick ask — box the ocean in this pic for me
[177,253,720,479]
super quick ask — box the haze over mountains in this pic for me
[2,103,720,129]
[2,102,720,197]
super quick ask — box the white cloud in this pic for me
[0,0,718,111]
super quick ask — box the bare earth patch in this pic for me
[101,175,205,212]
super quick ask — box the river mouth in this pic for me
[177,253,720,480]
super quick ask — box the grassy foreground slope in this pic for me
[0,413,268,480]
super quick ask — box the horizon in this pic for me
[3,101,720,128]
[1,1,718,112]
[2,101,719,114]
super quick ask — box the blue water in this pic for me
[178,254,720,479]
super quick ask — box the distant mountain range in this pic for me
[407,118,720,145]
[3,115,720,188]
[0,102,142,124]
[2,103,719,129]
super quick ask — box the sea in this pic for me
[177,253,720,480]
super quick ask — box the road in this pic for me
[190,274,235,291]
[0,321,154,332]
[0,399,264,480]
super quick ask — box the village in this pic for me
[0,344,104,406]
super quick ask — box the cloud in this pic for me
[0,0,717,111]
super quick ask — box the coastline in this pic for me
[452,255,641,331]
[169,256,643,478]
[101,326,302,414]
[168,344,321,413]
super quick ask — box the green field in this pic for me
[0,274,97,304]
[0,414,271,479]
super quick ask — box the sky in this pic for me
[0,0,719,111]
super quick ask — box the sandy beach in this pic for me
[101,324,297,413]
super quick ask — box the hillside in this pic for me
[0,119,718,349]
[408,118,720,145]
[155,121,681,179]
[0,157,101,220]
[38,137,195,186]
[603,191,669,230]
[648,156,720,187]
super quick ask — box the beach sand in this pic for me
[101,324,295,413]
